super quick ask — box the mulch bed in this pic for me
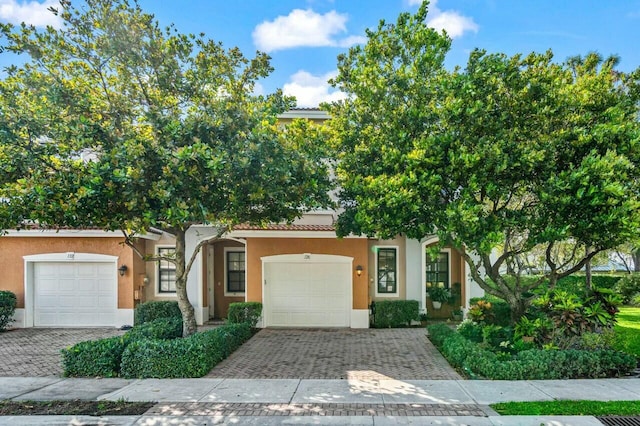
[0,400,155,416]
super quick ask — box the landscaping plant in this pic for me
[0,290,16,331]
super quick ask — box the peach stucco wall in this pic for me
[0,236,136,309]
[211,240,245,319]
[245,237,369,309]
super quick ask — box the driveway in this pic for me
[0,327,460,380]
[207,328,461,380]
[0,328,125,377]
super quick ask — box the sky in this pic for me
[1,0,639,107]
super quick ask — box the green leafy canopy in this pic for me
[327,1,640,321]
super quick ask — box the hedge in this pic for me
[120,323,252,378]
[226,302,262,327]
[0,290,16,331]
[372,300,420,328]
[61,317,183,377]
[134,300,182,325]
[427,324,637,380]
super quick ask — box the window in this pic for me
[157,247,176,293]
[425,251,449,289]
[377,247,397,294]
[226,250,245,293]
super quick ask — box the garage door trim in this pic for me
[261,253,353,328]
[23,252,118,327]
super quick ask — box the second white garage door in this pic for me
[34,262,117,327]
[263,254,352,327]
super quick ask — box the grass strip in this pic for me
[614,306,640,357]
[491,400,640,416]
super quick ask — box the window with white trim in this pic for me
[157,247,176,293]
[377,247,397,294]
[226,250,245,293]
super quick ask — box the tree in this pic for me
[0,0,332,336]
[327,2,640,322]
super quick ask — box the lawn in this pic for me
[491,400,640,416]
[613,306,640,357]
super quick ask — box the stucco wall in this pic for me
[0,236,134,309]
[210,240,245,319]
[245,237,369,309]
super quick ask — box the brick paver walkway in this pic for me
[207,328,461,380]
[147,402,486,417]
[0,328,125,377]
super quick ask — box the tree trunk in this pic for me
[585,246,592,290]
[633,249,640,273]
[175,229,197,337]
[506,293,528,324]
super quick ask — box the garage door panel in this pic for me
[265,259,351,327]
[34,262,117,327]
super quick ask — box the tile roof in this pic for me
[233,224,335,232]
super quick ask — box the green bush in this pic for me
[121,323,252,378]
[62,317,183,377]
[468,296,511,326]
[614,274,640,304]
[0,291,16,331]
[456,319,483,343]
[126,317,183,342]
[61,336,126,377]
[427,323,455,347]
[428,325,637,380]
[134,300,182,325]
[372,300,419,328]
[226,302,263,327]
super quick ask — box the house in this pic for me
[0,108,484,329]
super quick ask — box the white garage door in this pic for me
[34,262,117,327]
[264,256,351,327]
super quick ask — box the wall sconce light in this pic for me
[355,265,363,277]
[118,265,128,276]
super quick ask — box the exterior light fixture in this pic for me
[118,265,128,276]
[355,265,363,277]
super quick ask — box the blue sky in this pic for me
[1,0,639,107]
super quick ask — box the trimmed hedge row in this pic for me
[134,300,182,325]
[121,323,252,378]
[427,324,636,380]
[0,290,17,331]
[372,300,419,328]
[227,302,262,327]
[62,317,183,377]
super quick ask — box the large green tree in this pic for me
[0,0,332,335]
[327,3,640,321]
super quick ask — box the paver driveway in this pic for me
[207,328,461,380]
[0,328,125,377]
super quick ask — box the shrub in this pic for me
[372,300,419,328]
[428,326,637,380]
[121,323,252,378]
[614,274,640,304]
[0,290,17,331]
[226,302,263,327]
[134,300,181,325]
[427,323,455,347]
[456,319,483,343]
[631,293,640,307]
[468,296,511,326]
[61,317,183,377]
[61,336,126,377]
[125,317,183,342]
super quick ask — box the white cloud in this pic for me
[0,0,62,28]
[283,70,346,108]
[428,10,478,39]
[253,9,364,52]
[408,0,478,39]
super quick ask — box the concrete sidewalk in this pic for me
[1,377,639,425]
